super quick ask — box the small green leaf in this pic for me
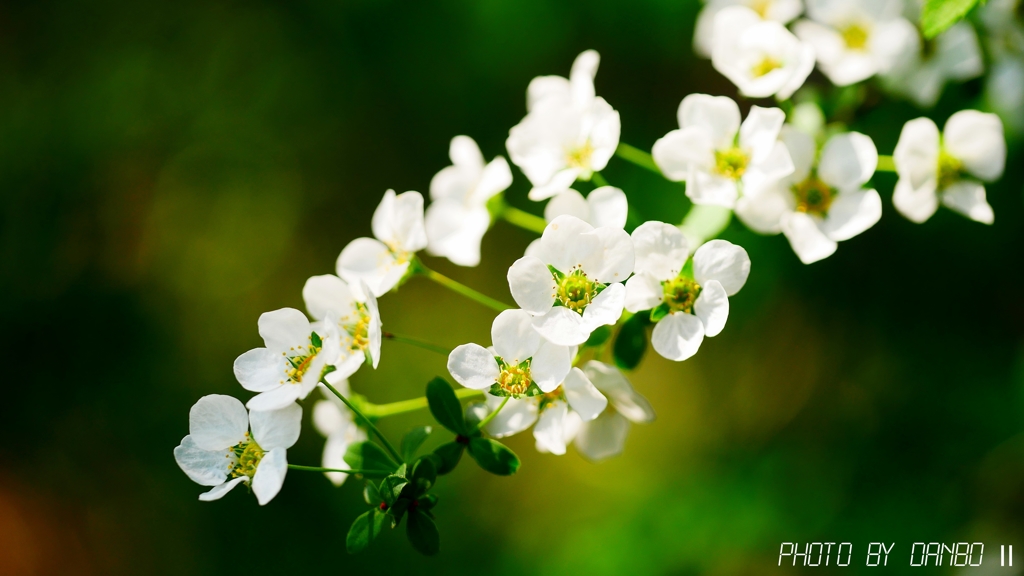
[380,475,409,505]
[921,0,979,38]
[400,425,433,463]
[433,442,465,475]
[547,264,566,280]
[346,509,389,554]
[426,377,467,435]
[344,442,398,478]
[468,437,521,476]
[613,313,649,370]
[411,456,437,493]
[406,509,441,556]
[418,493,439,511]
[649,303,670,323]
[389,499,411,525]
[363,481,384,507]
[584,325,612,347]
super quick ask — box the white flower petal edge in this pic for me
[337,190,427,297]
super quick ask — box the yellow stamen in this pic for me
[715,147,749,180]
[793,176,834,217]
[662,276,702,314]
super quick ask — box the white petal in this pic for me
[544,189,590,222]
[302,274,357,322]
[818,132,878,191]
[507,256,557,315]
[199,476,247,502]
[312,399,345,437]
[582,361,655,423]
[527,75,571,112]
[529,340,573,393]
[189,395,249,451]
[321,426,364,487]
[484,396,539,438]
[364,289,382,369]
[688,169,740,208]
[174,436,230,486]
[252,447,288,506]
[942,180,994,224]
[581,282,626,331]
[780,125,816,182]
[246,385,303,413]
[471,156,514,205]
[529,167,582,201]
[371,190,427,252]
[570,50,600,105]
[424,201,491,267]
[694,279,729,337]
[581,226,634,283]
[532,306,590,347]
[822,188,882,241]
[624,272,665,313]
[447,344,501,390]
[257,308,311,352]
[651,312,705,362]
[574,411,630,461]
[652,127,715,182]
[233,348,279,393]
[586,186,628,229]
[562,367,608,421]
[734,185,789,235]
[678,94,741,149]
[250,402,302,450]
[535,215,599,273]
[692,239,750,296]
[449,135,485,170]
[894,117,940,191]
[943,110,1006,182]
[892,177,939,223]
[492,309,542,364]
[745,140,794,190]
[781,211,837,264]
[534,401,569,455]
[778,43,817,100]
[336,237,407,298]
[739,106,786,163]
[630,221,689,279]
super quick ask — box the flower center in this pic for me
[282,333,325,385]
[556,269,599,314]
[937,150,962,190]
[840,23,869,50]
[714,147,749,180]
[749,0,772,18]
[566,141,595,171]
[662,276,702,314]
[346,304,371,352]
[496,360,533,396]
[751,56,782,78]
[228,434,264,480]
[793,176,834,217]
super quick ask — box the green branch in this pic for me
[322,379,403,463]
[615,142,662,175]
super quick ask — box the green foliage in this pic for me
[411,457,437,493]
[400,425,432,463]
[344,442,398,478]
[585,324,613,347]
[426,377,468,435]
[921,0,980,38]
[433,441,465,475]
[406,509,440,556]
[346,509,389,554]
[467,437,521,475]
[614,313,650,370]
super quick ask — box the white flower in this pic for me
[234,308,342,412]
[884,22,983,108]
[336,190,427,298]
[425,136,513,266]
[447,309,573,395]
[312,383,367,487]
[302,274,382,382]
[571,361,655,461]
[711,6,815,100]
[523,186,628,259]
[173,395,300,505]
[793,0,917,86]
[508,215,634,346]
[506,50,621,201]
[735,127,882,264]
[625,223,750,361]
[893,110,1005,224]
[693,0,804,58]
[652,94,794,208]
[467,364,609,456]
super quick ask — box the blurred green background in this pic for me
[2,0,1024,574]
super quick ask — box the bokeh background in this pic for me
[2,0,1024,574]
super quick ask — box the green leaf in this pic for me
[380,475,409,505]
[921,0,979,38]
[426,377,467,435]
[406,509,441,556]
[467,437,521,476]
[649,303,670,323]
[411,456,437,493]
[363,481,384,507]
[613,313,649,370]
[433,441,465,475]
[418,493,439,511]
[346,509,389,554]
[400,425,433,463]
[344,442,398,478]
[584,325,612,347]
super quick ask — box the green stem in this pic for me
[473,395,510,432]
[322,380,403,463]
[287,464,391,475]
[416,261,512,313]
[877,155,895,172]
[501,204,548,234]
[679,204,733,246]
[591,171,610,187]
[382,332,451,356]
[615,142,662,175]
[362,388,484,419]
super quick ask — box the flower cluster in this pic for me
[173,0,1010,557]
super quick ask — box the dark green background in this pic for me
[2,1,1023,574]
